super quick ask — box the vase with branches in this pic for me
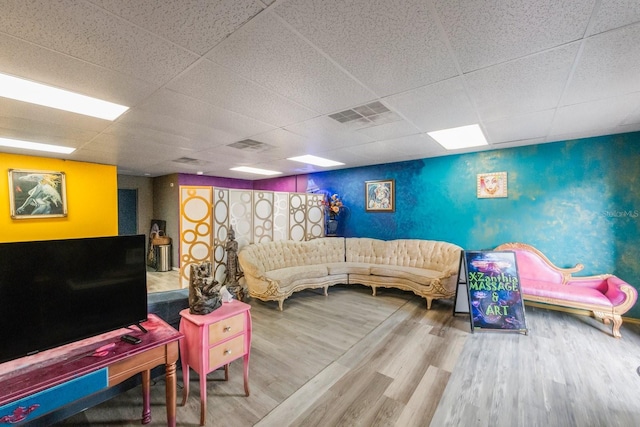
[322,193,344,235]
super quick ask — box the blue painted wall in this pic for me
[308,131,640,318]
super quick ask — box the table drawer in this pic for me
[208,313,245,344]
[208,335,245,369]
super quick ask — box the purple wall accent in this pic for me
[178,173,309,192]
[178,174,253,189]
[253,175,306,192]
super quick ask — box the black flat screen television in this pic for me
[0,235,148,364]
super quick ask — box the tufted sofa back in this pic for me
[346,238,462,273]
[239,237,345,274]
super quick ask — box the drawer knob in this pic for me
[224,349,232,355]
[223,326,232,332]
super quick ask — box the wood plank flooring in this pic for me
[58,274,640,427]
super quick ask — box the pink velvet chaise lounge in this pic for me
[494,242,638,338]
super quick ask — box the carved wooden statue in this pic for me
[189,261,222,315]
[223,226,245,301]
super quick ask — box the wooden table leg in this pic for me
[142,369,151,424]
[200,369,206,426]
[179,320,189,407]
[180,357,189,406]
[166,361,177,427]
[243,354,250,396]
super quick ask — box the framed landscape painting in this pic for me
[365,179,395,212]
[9,169,67,219]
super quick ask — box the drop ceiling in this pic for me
[1,0,639,179]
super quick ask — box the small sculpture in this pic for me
[189,261,222,315]
[223,226,245,301]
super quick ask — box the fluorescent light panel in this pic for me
[287,155,344,167]
[428,124,488,150]
[230,166,282,176]
[0,137,75,154]
[0,73,129,120]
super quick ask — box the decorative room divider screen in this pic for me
[179,186,325,288]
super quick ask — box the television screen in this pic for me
[0,235,148,364]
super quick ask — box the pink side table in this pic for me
[179,300,252,426]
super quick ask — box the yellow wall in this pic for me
[0,153,118,242]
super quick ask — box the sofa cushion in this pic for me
[512,250,564,283]
[239,237,345,274]
[522,280,613,307]
[266,265,328,288]
[326,262,371,275]
[346,238,461,274]
[369,265,444,286]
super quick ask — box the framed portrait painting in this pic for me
[365,179,395,212]
[477,172,507,198]
[8,169,68,219]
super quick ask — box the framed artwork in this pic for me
[365,179,395,212]
[477,172,507,198]
[8,169,68,219]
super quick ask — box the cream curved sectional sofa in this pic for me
[238,237,462,311]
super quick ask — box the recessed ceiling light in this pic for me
[287,155,344,167]
[230,166,282,176]
[0,137,75,154]
[427,124,488,150]
[0,72,129,120]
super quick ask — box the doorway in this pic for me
[118,189,138,235]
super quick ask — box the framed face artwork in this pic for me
[477,172,507,198]
[365,179,395,212]
[8,169,68,219]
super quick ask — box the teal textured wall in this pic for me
[309,132,640,318]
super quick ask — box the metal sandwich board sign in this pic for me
[455,250,528,334]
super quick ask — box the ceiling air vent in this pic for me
[173,157,207,166]
[328,101,401,128]
[227,139,273,152]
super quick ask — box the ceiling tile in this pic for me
[274,0,458,96]
[339,135,446,163]
[550,93,640,136]
[207,12,376,113]
[379,134,446,157]
[246,128,316,155]
[89,0,265,55]
[0,34,157,106]
[114,110,240,150]
[0,116,97,148]
[484,110,556,144]
[136,89,276,139]
[0,0,198,84]
[197,143,284,163]
[384,77,478,132]
[545,127,635,143]
[284,115,373,149]
[563,24,640,105]
[622,102,640,126]
[490,137,547,150]
[0,97,112,134]
[587,0,640,35]
[167,59,318,126]
[80,133,194,160]
[466,44,579,122]
[101,122,193,148]
[315,147,378,168]
[435,0,594,72]
[355,120,422,141]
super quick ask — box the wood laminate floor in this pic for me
[59,272,640,427]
